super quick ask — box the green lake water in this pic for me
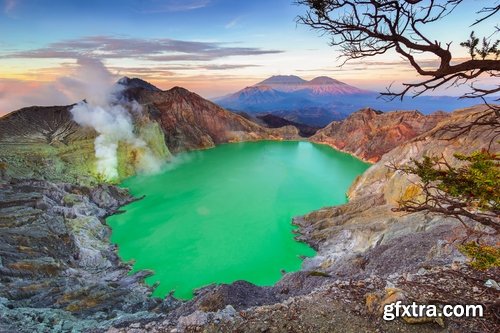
[107,141,369,299]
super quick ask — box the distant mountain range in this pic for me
[255,75,369,95]
[213,75,484,126]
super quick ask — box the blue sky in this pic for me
[1,0,322,60]
[0,0,497,112]
[1,1,308,47]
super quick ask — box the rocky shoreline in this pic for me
[0,179,180,332]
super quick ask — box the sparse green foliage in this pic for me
[459,242,500,270]
[460,32,499,60]
[477,38,499,60]
[95,173,110,184]
[460,32,480,60]
[394,150,500,233]
[451,151,500,211]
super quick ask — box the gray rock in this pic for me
[177,311,209,329]
[0,179,169,332]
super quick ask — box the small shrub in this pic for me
[459,241,500,270]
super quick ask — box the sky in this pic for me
[0,0,498,114]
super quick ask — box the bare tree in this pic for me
[296,0,499,100]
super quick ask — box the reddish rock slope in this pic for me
[310,108,449,162]
[132,86,298,153]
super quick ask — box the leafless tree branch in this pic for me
[296,0,500,100]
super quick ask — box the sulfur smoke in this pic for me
[68,58,162,180]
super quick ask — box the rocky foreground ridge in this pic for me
[0,81,498,333]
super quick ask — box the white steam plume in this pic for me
[68,57,162,180]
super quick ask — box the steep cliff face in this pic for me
[132,86,298,153]
[311,108,449,163]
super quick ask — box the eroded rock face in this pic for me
[349,105,499,203]
[311,108,449,163]
[131,86,299,153]
[0,105,94,145]
[0,179,178,332]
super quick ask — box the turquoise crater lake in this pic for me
[108,141,369,299]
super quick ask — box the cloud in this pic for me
[144,48,282,62]
[58,57,118,105]
[2,35,283,62]
[139,0,211,13]
[63,57,162,180]
[0,79,73,114]
[110,63,258,76]
[110,66,176,77]
[4,0,17,15]
[7,49,82,59]
[225,17,241,29]
[345,57,471,68]
[0,60,262,115]
[0,57,121,115]
[202,64,259,70]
